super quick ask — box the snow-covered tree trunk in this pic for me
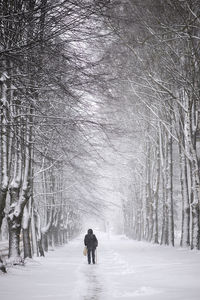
[22,204,32,259]
[184,97,200,249]
[184,157,190,246]
[144,135,151,241]
[179,144,186,247]
[153,138,160,244]
[164,132,170,245]
[34,209,44,257]
[160,127,166,245]
[140,177,145,241]
[0,70,9,229]
[168,131,174,246]
[8,106,32,261]
[52,215,60,248]
[31,207,39,256]
[149,149,155,242]
[179,142,190,247]
[8,112,22,260]
[159,125,174,247]
[41,176,54,253]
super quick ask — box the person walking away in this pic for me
[84,229,98,264]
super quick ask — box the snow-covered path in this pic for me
[1,233,200,300]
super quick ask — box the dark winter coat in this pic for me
[84,229,98,249]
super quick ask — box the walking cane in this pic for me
[96,248,98,264]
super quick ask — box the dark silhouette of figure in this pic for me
[84,229,98,264]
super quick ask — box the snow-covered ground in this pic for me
[1,232,200,299]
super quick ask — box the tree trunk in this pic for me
[169,132,174,246]
[8,105,32,261]
[184,157,190,247]
[145,136,151,240]
[184,97,200,249]
[160,128,166,245]
[8,122,22,260]
[154,139,160,244]
[180,144,185,247]
[22,205,32,259]
[0,70,9,229]
[23,228,32,259]
[180,141,190,247]
[31,207,39,256]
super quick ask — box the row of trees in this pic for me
[107,0,200,249]
[1,0,199,268]
[0,0,111,263]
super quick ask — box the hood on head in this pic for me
[88,229,93,234]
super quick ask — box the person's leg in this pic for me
[92,248,95,264]
[87,248,91,264]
